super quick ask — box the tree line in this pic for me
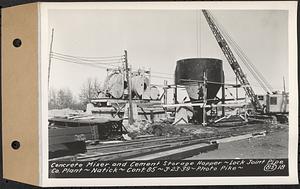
[48,78,101,110]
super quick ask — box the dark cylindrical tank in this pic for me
[175,58,224,100]
[175,58,224,123]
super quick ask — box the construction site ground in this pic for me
[147,122,288,159]
[79,122,288,161]
[185,123,288,159]
[50,116,288,161]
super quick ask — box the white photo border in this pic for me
[39,1,298,187]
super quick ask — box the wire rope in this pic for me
[208,11,273,93]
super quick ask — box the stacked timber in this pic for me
[50,135,218,161]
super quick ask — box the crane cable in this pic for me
[208,11,270,93]
[222,33,270,93]
[220,28,274,93]
[207,11,273,94]
[225,87,236,99]
[206,11,264,91]
[209,11,273,93]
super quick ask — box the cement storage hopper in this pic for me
[175,58,224,122]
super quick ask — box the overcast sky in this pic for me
[48,9,288,99]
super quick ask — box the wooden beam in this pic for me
[161,102,247,108]
[81,138,213,161]
[87,135,193,151]
[127,143,218,160]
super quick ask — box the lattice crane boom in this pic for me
[202,10,262,111]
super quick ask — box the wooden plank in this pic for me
[99,145,182,161]
[87,135,193,151]
[212,131,266,143]
[49,126,95,137]
[77,143,172,161]
[87,136,196,155]
[49,134,92,145]
[87,136,175,150]
[127,143,218,160]
[135,134,155,139]
[79,138,212,161]
[115,139,212,161]
[49,117,122,125]
[213,133,253,143]
[49,136,76,145]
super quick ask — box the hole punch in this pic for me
[13,38,22,48]
[11,140,21,150]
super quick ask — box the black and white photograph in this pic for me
[40,1,298,186]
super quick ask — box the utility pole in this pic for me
[163,80,168,105]
[221,71,225,117]
[48,28,54,89]
[221,83,225,117]
[236,76,239,100]
[282,76,287,112]
[124,50,133,125]
[202,72,207,126]
[174,86,178,104]
[283,76,286,93]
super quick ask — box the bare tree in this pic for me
[48,87,75,109]
[48,88,58,109]
[48,78,101,110]
[79,77,102,106]
[56,88,74,109]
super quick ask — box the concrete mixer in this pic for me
[101,69,159,100]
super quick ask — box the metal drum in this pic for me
[103,72,124,99]
[131,75,150,98]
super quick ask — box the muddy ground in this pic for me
[185,123,288,159]
[132,121,289,159]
